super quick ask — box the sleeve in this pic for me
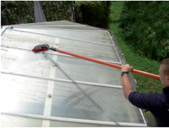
[128,91,159,110]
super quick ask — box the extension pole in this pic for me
[32,44,160,80]
[54,49,160,80]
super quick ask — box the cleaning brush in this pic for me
[32,44,50,52]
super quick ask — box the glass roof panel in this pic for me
[1,48,51,78]
[1,114,43,127]
[1,47,120,85]
[1,21,146,127]
[1,74,47,115]
[12,21,101,30]
[54,55,122,85]
[12,28,112,44]
[58,39,120,62]
[1,74,144,124]
[1,29,120,62]
[52,81,144,123]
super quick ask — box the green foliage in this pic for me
[81,1,106,26]
[75,1,110,28]
[74,3,83,23]
[2,1,110,28]
[1,1,35,25]
[109,2,164,94]
[109,1,125,22]
[119,1,169,61]
[1,1,72,25]
[40,1,71,21]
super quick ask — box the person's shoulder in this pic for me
[130,91,166,104]
[129,91,165,109]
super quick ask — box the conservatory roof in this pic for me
[1,20,147,127]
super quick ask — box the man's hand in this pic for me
[121,64,133,100]
[121,64,133,72]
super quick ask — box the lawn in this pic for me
[108,1,164,94]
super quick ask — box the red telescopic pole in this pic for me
[55,49,160,80]
[32,44,160,80]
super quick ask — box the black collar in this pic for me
[163,87,169,95]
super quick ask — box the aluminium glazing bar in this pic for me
[1,112,147,127]
[1,26,13,36]
[1,44,122,65]
[107,31,122,63]
[139,109,147,125]
[1,71,122,89]
[15,27,108,32]
[40,25,87,26]
[42,38,59,127]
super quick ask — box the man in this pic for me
[121,58,169,126]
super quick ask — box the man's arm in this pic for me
[121,64,133,100]
[121,65,161,112]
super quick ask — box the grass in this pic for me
[108,1,164,94]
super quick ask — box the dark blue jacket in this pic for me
[129,87,169,127]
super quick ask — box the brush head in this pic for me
[32,44,50,53]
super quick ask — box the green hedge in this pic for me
[1,1,72,25]
[2,1,110,28]
[1,1,35,25]
[75,1,110,28]
[119,1,169,61]
[40,1,71,21]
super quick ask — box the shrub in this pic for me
[1,1,72,25]
[1,1,35,25]
[40,1,71,21]
[75,1,110,28]
[119,1,169,61]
